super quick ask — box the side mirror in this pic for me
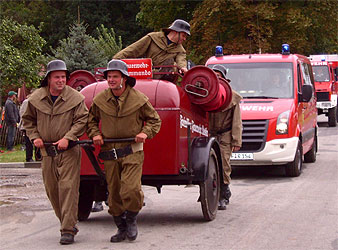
[300,84,313,102]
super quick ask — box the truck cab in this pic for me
[206,45,318,177]
[309,55,338,126]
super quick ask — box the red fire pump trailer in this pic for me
[71,59,232,221]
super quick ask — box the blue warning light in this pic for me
[215,46,223,57]
[282,44,290,55]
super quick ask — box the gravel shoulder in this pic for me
[0,168,51,225]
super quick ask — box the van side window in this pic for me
[297,64,302,93]
[300,62,313,86]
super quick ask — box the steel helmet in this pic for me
[211,64,227,79]
[103,59,136,87]
[164,19,191,36]
[40,59,70,87]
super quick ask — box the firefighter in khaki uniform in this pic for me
[209,65,242,210]
[114,19,190,74]
[22,60,88,245]
[86,59,161,243]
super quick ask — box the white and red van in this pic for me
[206,45,318,177]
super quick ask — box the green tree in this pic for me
[0,0,73,54]
[51,22,106,73]
[0,0,149,53]
[91,24,123,60]
[187,0,338,64]
[0,18,46,102]
[187,0,277,64]
[138,0,201,30]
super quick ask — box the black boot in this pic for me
[218,199,227,210]
[111,212,127,242]
[125,211,138,241]
[60,233,74,245]
[223,184,231,205]
[218,184,231,210]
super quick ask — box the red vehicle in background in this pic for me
[205,44,318,177]
[309,55,338,126]
[68,59,233,222]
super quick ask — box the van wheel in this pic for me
[328,106,337,127]
[199,148,220,221]
[78,181,94,221]
[285,140,302,177]
[304,133,317,163]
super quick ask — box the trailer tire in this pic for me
[328,106,337,127]
[199,148,220,221]
[285,140,302,177]
[78,181,94,221]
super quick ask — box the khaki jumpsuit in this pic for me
[22,86,88,235]
[209,91,242,185]
[87,85,161,216]
[114,31,187,69]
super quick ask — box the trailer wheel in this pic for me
[304,133,317,163]
[78,181,94,221]
[328,106,337,127]
[285,140,302,177]
[199,148,220,221]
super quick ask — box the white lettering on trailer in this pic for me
[129,70,152,76]
[240,105,274,111]
[127,62,149,68]
[180,114,208,136]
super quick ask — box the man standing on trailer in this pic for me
[210,64,243,210]
[22,59,88,245]
[113,19,190,75]
[86,59,161,242]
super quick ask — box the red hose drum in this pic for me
[68,70,97,91]
[181,66,232,112]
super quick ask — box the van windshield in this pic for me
[209,62,294,99]
[312,65,330,82]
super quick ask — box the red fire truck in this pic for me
[70,59,233,222]
[205,44,318,177]
[309,55,338,126]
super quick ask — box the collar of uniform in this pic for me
[38,86,68,102]
[37,87,50,101]
[149,31,185,52]
[106,85,131,103]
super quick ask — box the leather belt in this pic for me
[98,143,143,161]
[44,142,77,157]
[216,126,232,135]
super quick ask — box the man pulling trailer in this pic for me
[75,59,233,227]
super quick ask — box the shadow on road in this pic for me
[317,120,329,128]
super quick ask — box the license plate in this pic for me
[230,153,254,160]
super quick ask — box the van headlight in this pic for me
[276,110,290,135]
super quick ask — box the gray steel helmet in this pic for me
[103,59,136,87]
[212,64,227,79]
[164,19,191,36]
[40,59,70,87]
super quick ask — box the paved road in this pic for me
[0,116,337,250]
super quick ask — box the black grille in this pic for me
[316,92,330,101]
[240,120,268,152]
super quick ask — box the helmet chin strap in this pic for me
[119,78,123,89]
[177,32,181,44]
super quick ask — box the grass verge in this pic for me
[0,144,25,162]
